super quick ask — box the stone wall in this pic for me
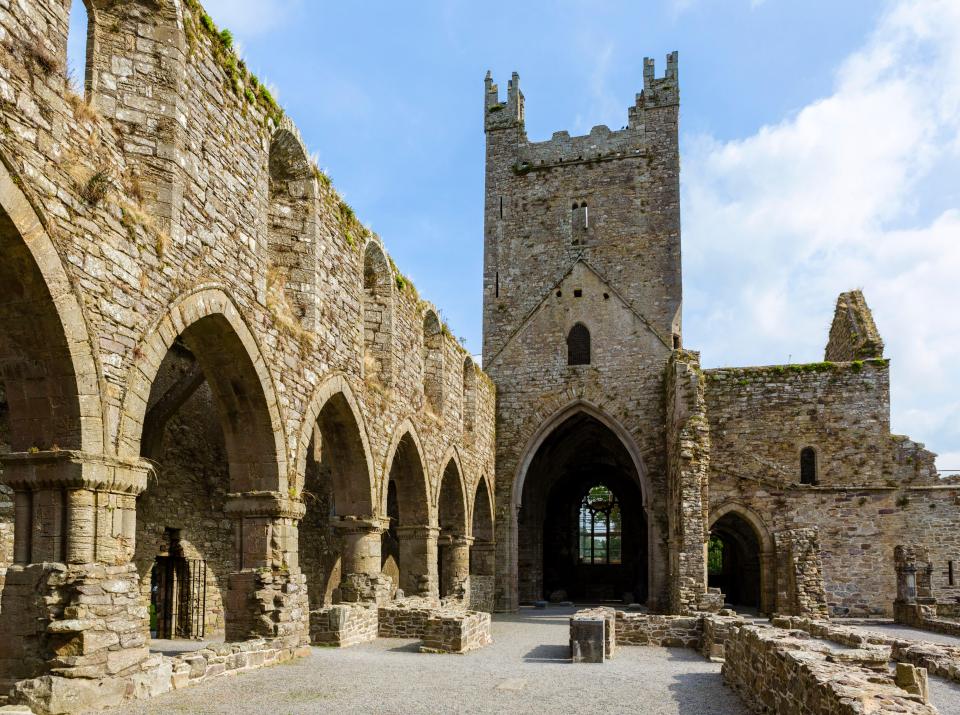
[420,610,492,654]
[615,612,701,648]
[722,624,936,714]
[0,0,497,706]
[309,604,378,647]
[705,357,960,615]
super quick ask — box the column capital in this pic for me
[396,524,441,540]
[224,491,306,520]
[0,450,149,495]
[331,515,390,535]
[439,533,474,547]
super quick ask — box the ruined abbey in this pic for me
[0,1,957,714]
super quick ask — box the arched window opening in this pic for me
[800,447,818,485]
[362,242,393,385]
[578,485,621,565]
[67,0,92,96]
[422,311,444,413]
[462,356,477,433]
[268,129,318,330]
[567,323,590,365]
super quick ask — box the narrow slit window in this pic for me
[800,447,817,485]
[567,323,590,365]
[67,0,91,96]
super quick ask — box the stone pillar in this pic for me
[0,451,150,700]
[333,516,392,604]
[470,540,496,611]
[894,544,934,626]
[223,493,309,646]
[774,527,829,619]
[665,351,711,614]
[440,534,472,602]
[396,525,440,599]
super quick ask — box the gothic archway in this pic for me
[515,408,648,605]
[708,503,775,614]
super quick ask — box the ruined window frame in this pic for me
[578,485,621,565]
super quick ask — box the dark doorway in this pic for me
[708,513,761,609]
[150,529,207,640]
[518,412,647,604]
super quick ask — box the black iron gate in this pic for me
[154,557,206,640]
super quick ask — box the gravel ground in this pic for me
[109,607,746,715]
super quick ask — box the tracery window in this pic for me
[578,485,621,564]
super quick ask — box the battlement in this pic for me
[484,70,524,131]
[485,53,678,169]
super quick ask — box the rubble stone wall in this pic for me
[706,360,960,615]
[420,611,492,654]
[615,612,701,648]
[723,624,937,715]
[309,604,378,647]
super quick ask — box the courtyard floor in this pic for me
[108,606,747,715]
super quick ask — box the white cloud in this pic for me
[683,0,960,470]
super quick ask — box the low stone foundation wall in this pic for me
[893,641,960,685]
[723,624,936,714]
[420,611,492,654]
[700,614,743,660]
[378,600,492,654]
[310,604,379,647]
[897,603,960,639]
[10,636,311,715]
[378,603,435,639]
[615,612,701,648]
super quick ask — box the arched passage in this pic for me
[470,476,495,611]
[300,388,377,607]
[437,457,468,600]
[708,505,775,614]
[382,426,432,597]
[123,291,287,644]
[517,409,647,605]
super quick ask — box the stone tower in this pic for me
[482,55,685,611]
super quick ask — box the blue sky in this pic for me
[68,1,960,469]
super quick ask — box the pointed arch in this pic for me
[471,474,494,543]
[117,287,287,492]
[422,309,444,413]
[437,450,468,536]
[268,124,318,329]
[0,154,104,453]
[507,399,658,611]
[362,240,394,385]
[381,419,430,526]
[709,501,776,614]
[294,373,376,516]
